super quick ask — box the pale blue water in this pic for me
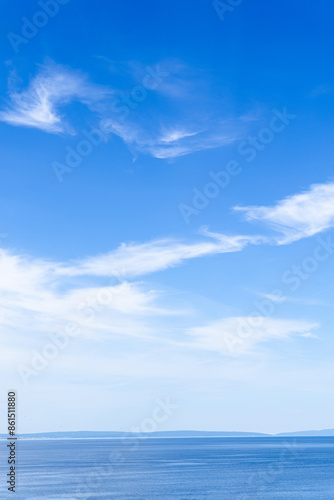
[1,437,333,499]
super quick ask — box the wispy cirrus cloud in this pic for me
[234,181,334,244]
[0,59,251,158]
[101,57,246,159]
[101,84,243,157]
[124,123,239,159]
[256,291,328,307]
[0,228,262,357]
[59,229,262,278]
[188,317,319,355]
[0,247,182,348]
[0,237,319,359]
[0,230,262,294]
[0,228,322,400]
[0,62,110,134]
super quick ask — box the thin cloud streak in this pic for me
[102,118,241,159]
[0,230,262,349]
[0,246,319,358]
[0,62,111,134]
[188,317,319,355]
[234,181,334,244]
[0,59,250,159]
[59,230,263,278]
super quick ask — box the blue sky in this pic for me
[0,0,334,434]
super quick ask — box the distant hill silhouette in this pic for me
[276,429,334,437]
[1,429,334,439]
[0,430,269,439]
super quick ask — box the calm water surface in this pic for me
[0,437,333,499]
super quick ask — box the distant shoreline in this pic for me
[1,429,334,439]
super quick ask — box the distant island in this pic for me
[1,429,334,439]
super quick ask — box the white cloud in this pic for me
[254,292,327,307]
[0,62,110,133]
[99,58,249,158]
[188,317,319,355]
[159,128,200,144]
[234,181,334,244]
[258,292,287,303]
[0,233,322,403]
[0,246,185,350]
[59,229,261,278]
[0,246,319,367]
[0,230,259,346]
[101,116,241,159]
[0,58,252,159]
[300,332,319,339]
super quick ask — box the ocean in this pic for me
[1,437,333,499]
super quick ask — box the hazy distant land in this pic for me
[2,429,334,439]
